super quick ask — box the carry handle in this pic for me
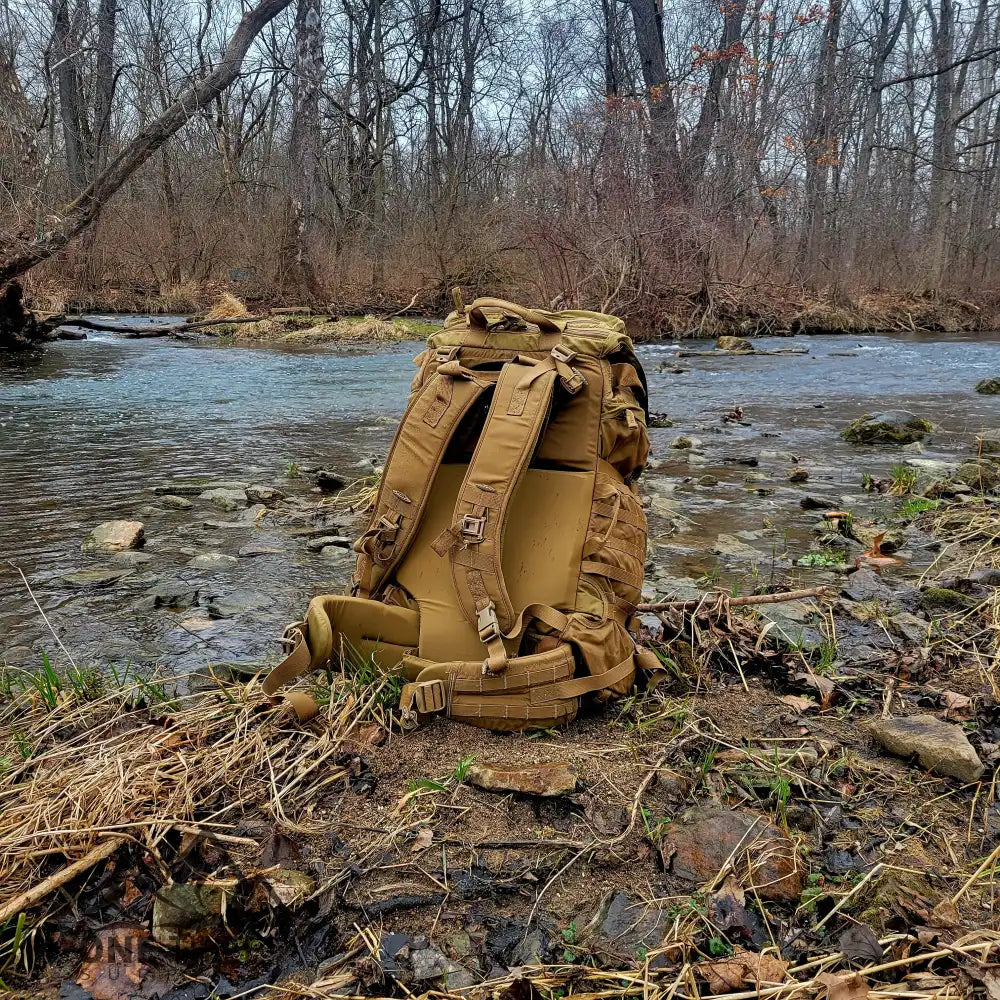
[465,296,565,335]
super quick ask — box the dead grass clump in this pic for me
[278,316,410,345]
[320,472,381,515]
[203,292,250,321]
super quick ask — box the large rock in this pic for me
[842,568,894,604]
[199,487,247,512]
[246,484,285,504]
[205,588,272,618]
[186,552,238,570]
[467,761,577,797]
[955,458,1000,491]
[316,469,347,492]
[660,805,804,901]
[152,883,227,949]
[866,715,984,782]
[306,534,352,552]
[975,429,1000,455]
[81,520,145,553]
[842,411,932,445]
[713,533,762,562]
[717,336,753,353]
[160,494,194,510]
[975,377,1000,394]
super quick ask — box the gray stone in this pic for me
[61,567,133,588]
[597,892,671,956]
[800,495,835,510]
[306,535,353,552]
[320,545,355,562]
[670,435,701,450]
[246,485,285,504]
[238,543,284,558]
[698,474,719,486]
[238,502,267,522]
[187,552,238,570]
[842,410,933,445]
[205,588,272,618]
[409,947,461,982]
[198,488,248,511]
[955,458,1000,491]
[841,568,894,604]
[82,520,145,553]
[316,470,348,492]
[154,482,211,497]
[712,533,761,562]
[152,883,227,950]
[976,429,1000,455]
[890,612,929,645]
[110,550,154,566]
[160,494,194,510]
[866,715,984,782]
[140,581,200,609]
[975,377,1000,395]
[902,441,924,453]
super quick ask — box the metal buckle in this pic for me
[460,514,486,543]
[561,368,586,395]
[477,603,501,643]
[551,344,576,364]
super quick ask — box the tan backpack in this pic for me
[261,294,651,730]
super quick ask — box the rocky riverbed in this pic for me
[1,330,999,1000]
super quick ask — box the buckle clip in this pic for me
[435,346,460,364]
[399,680,447,724]
[551,344,576,364]
[460,514,486,543]
[477,603,501,643]
[378,514,399,542]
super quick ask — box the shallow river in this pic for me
[1,328,997,677]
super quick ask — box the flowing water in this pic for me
[1,326,997,677]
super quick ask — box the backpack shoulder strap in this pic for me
[432,355,563,673]
[355,354,495,598]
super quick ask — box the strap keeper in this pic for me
[561,368,586,395]
[399,679,447,725]
[460,514,486,543]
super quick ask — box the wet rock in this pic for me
[661,805,804,901]
[62,567,133,588]
[975,377,1000,394]
[316,470,347,492]
[467,761,577,797]
[306,535,352,552]
[57,328,86,340]
[758,601,824,652]
[152,883,227,949]
[842,410,933,445]
[920,586,973,612]
[203,519,251,530]
[160,494,194,510]
[111,550,154,566]
[841,568,894,604]
[890,611,928,645]
[592,892,671,957]
[977,429,1000,455]
[238,543,284,558]
[139,580,200,609]
[254,869,315,909]
[955,458,1000,491]
[154,482,212,497]
[866,715,984,782]
[852,524,905,553]
[238,503,267,523]
[712,533,762,562]
[902,440,924,453]
[205,588,272,618]
[199,488,247,512]
[246,485,285,504]
[320,545,355,564]
[698,474,719,486]
[717,336,753,353]
[82,520,145,553]
[670,435,701,450]
[788,468,809,483]
[187,552,238,570]
[648,413,674,428]
[648,572,704,602]
[800,494,835,510]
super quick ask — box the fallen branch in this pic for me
[0,837,124,925]
[384,289,422,319]
[638,586,833,613]
[48,313,267,339]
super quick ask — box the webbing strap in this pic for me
[528,653,635,703]
[445,358,558,672]
[355,366,495,598]
[262,632,311,695]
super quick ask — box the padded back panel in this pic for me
[395,463,594,662]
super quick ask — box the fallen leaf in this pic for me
[699,948,788,993]
[780,694,817,714]
[412,826,433,852]
[942,691,973,720]
[816,971,870,1000]
[794,670,836,710]
[929,899,963,929]
[838,923,884,965]
[77,925,149,1000]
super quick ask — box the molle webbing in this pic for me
[443,357,557,648]
[354,364,495,598]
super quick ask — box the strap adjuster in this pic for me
[561,368,586,394]
[460,514,486,543]
[435,346,460,364]
[399,680,447,724]
[477,603,501,643]
[378,514,400,542]
[551,344,576,364]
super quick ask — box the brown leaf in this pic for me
[699,948,788,994]
[942,691,973,721]
[838,923,884,965]
[780,694,817,714]
[77,925,149,1000]
[794,670,836,709]
[929,899,963,929]
[816,971,870,1000]
[412,826,433,852]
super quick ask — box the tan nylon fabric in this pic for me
[257,297,651,731]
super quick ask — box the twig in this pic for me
[7,561,77,670]
[638,586,832,613]
[0,837,124,924]
[384,290,421,319]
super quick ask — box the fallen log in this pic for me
[637,585,832,613]
[676,347,810,358]
[49,314,266,338]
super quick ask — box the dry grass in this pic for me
[203,292,251,321]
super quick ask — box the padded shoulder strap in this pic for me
[434,356,558,670]
[355,359,495,598]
